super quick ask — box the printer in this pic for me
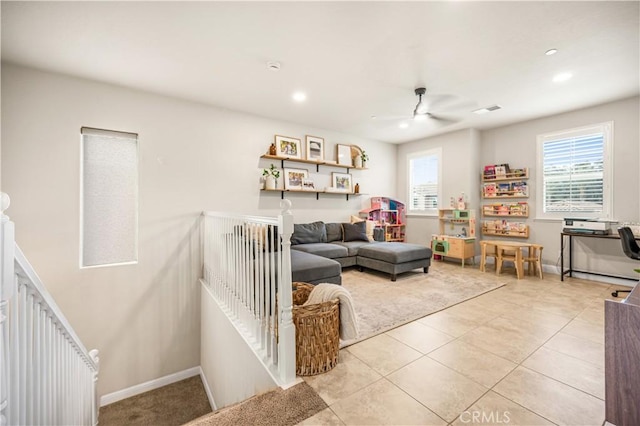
[563,218,613,235]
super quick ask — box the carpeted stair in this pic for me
[185,381,327,426]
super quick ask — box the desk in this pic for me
[481,240,533,279]
[605,282,640,425]
[560,232,640,282]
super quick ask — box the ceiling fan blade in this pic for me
[432,99,478,115]
[426,113,460,125]
[422,94,459,112]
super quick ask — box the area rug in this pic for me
[340,261,507,347]
[186,381,327,426]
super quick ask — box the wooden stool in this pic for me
[523,244,544,278]
[496,245,524,279]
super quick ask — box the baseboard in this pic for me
[475,256,636,287]
[199,366,218,411]
[544,264,637,287]
[100,366,201,407]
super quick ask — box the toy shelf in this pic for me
[481,164,530,239]
[482,229,530,238]
[481,221,530,238]
[482,168,529,182]
[482,203,529,217]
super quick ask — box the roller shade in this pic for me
[81,127,138,267]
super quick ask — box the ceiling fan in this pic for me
[373,87,472,128]
[411,87,462,123]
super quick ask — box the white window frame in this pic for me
[536,121,613,221]
[407,148,442,216]
[80,127,139,268]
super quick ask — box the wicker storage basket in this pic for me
[292,282,340,376]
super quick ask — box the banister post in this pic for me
[89,349,100,426]
[1,193,15,426]
[277,200,296,385]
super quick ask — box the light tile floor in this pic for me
[300,260,626,425]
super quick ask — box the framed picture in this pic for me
[283,168,308,190]
[332,172,352,192]
[275,135,302,159]
[305,135,325,161]
[337,144,352,166]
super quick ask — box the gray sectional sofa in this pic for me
[290,221,432,284]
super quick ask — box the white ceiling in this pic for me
[2,1,639,144]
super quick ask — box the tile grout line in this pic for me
[483,297,604,423]
[429,277,606,424]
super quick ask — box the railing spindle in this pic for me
[201,201,296,386]
[1,193,99,425]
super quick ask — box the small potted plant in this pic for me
[359,150,369,168]
[262,164,280,190]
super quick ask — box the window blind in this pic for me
[81,127,138,267]
[539,122,611,218]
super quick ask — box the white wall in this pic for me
[0,63,396,396]
[397,129,480,245]
[481,96,640,278]
[396,97,639,280]
[200,283,277,410]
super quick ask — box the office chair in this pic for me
[612,226,640,297]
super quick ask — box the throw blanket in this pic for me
[304,284,359,340]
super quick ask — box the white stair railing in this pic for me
[1,193,99,426]
[202,200,295,387]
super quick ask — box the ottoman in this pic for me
[357,242,432,281]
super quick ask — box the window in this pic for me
[81,127,138,267]
[536,122,612,220]
[407,148,441,215]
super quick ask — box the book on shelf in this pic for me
[484,163,526,180]
[483,181,528,197]
[497,183,511,195]
[484,165,496,180]
[511,168,527,177]
[494,165,507,178]
[483,183,497,197]
[511,181,528,196]
[483,220,527,233]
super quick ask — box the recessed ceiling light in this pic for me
[399,122,409,129]
[553,72,573,83]
[370,115,377,120]
[266,61,281,71]
[545,48,558,56]
[292,92,307,102]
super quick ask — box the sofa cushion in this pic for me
[350,215,376,242]
[342,221,369,242]
[325,222,343,243]
[291,250,342,284]
[291,243,348,259]
[333,241,372,257]
[291,221,327,245]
